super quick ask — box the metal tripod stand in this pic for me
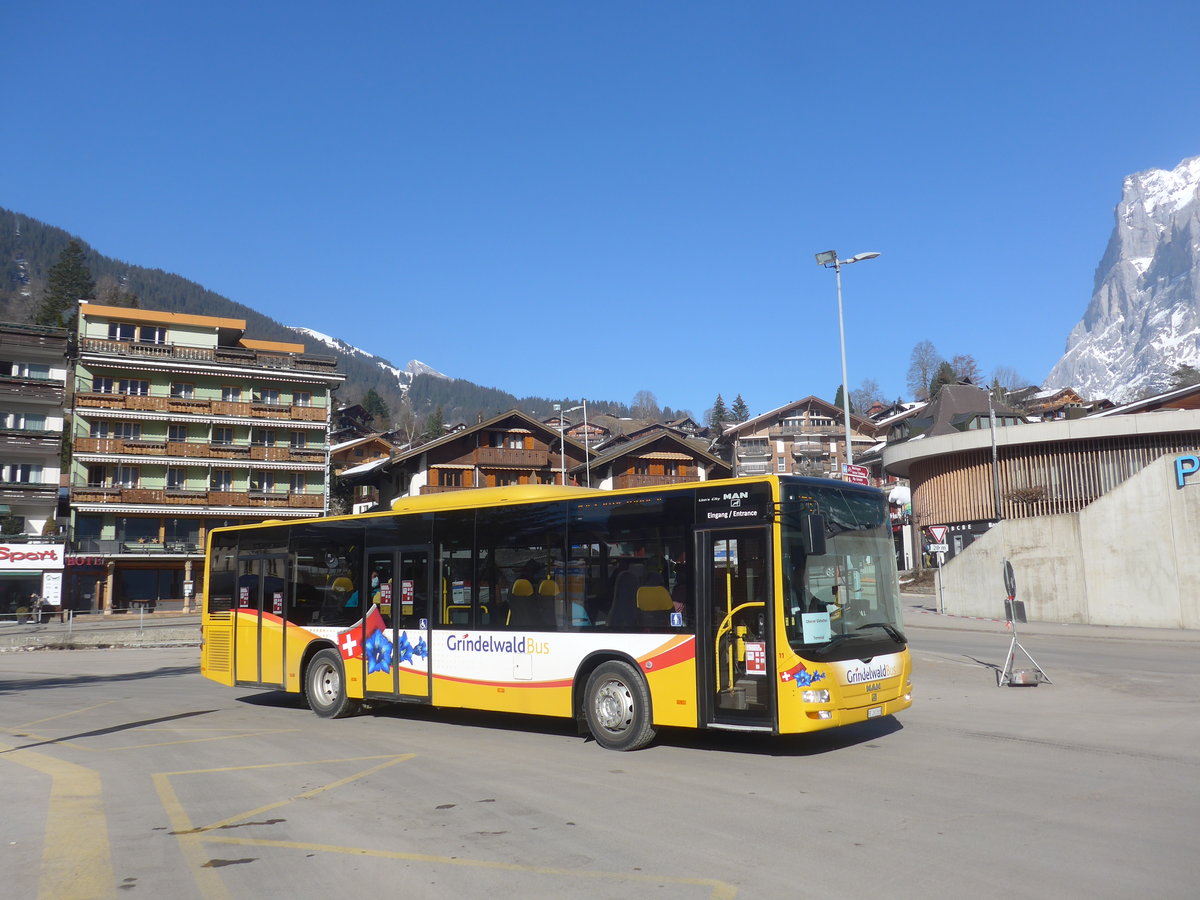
[997,596,1052,687]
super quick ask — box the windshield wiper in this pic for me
[854,622,907,643]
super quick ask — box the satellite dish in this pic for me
[1003,560,1016,599]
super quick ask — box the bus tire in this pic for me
[583,660,655,751]
[304,649,359,719]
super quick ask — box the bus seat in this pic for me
[637,585,673,627]
[507,579,534,627]
[533,579,557,629]
[608,569,639,628]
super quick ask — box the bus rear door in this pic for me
[233,554,288,688]
[364,546,432,701]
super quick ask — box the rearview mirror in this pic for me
[800,514,826,557]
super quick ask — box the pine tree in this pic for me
[423,405,445,441]
[928,361,958,399]
[708,394,729,432]
[731,394,750,422]
[36,240,94,327]
[834,384,855,414]
[363,388,390,426]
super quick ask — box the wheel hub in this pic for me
[594,679,632,731]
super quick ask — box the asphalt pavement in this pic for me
[901,590,1200,642]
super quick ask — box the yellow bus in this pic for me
[200,475,912,750]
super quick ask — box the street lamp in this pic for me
[558,402,590,487]
[816,250,880,471]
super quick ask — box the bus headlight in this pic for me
[801,689,830,703]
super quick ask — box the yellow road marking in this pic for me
[12,699,119,729]
[154,753,415,900]
[155,753,737,899]
[153,767,232,900]
[0,743,116,900]
[188,755,415,832]
[203,835,738,898]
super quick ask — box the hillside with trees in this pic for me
[1,207,653,428]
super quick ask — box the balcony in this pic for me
[0,481,58,503]
[74,437,325,463]
[72,538,201,556]
[735,444,771,460]
[0,378,65,404]
[74,391,327,422]
[0,427,62,451]
[768,425,839,439]
[420,484,475,494]
[475,447,549,467]
[792,440,827,459]
[79,336,339,373]
[71,486,324,509]
[613,474,696,489]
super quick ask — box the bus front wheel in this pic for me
[305,649,359,719]
[583,660,655,751]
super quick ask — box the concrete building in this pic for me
[68,303,344,612]
[0,322,69,616]
[884,386,1200,629]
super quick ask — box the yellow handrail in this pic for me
[713,601,764,693]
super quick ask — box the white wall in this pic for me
[938,455,1200,629]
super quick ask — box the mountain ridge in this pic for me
[1,207,641,425]
[1046,155,1200,401]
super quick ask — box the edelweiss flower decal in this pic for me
[365,627,394,674]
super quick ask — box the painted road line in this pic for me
[1,743,116,900]
[154,754,415,900]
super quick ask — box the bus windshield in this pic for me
[779,481,904,654]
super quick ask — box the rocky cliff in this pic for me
[1046,155,1200,402]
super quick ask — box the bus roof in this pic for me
[390,484,598,513]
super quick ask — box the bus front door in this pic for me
[365,547,432,701]
[233,555,288,687]
[698,529,775,731]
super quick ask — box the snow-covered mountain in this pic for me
[290,326,447,396]
[1045,155,1200,401]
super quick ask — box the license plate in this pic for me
[867,706,882,718]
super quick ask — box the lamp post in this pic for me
[815,250,880,471]
[986,385,1002,520]
[559,402,590,487]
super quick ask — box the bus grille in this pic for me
[205,630,232,671]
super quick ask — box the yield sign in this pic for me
[928,525,948,543]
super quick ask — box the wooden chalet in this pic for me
[366,409,590,504]
[578,430,730,490]
[721,396,878,480]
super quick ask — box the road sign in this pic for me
[842,463,869,485]
[928,525,948,543]
[927,543,949,553]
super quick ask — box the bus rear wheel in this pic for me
[584,660,655,751]
[305,649,359,718]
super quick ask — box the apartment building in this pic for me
[68,303,344,612]
[0,322,69,616]
[722,396,878,480]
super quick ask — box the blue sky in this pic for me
[7,1,1200,419]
